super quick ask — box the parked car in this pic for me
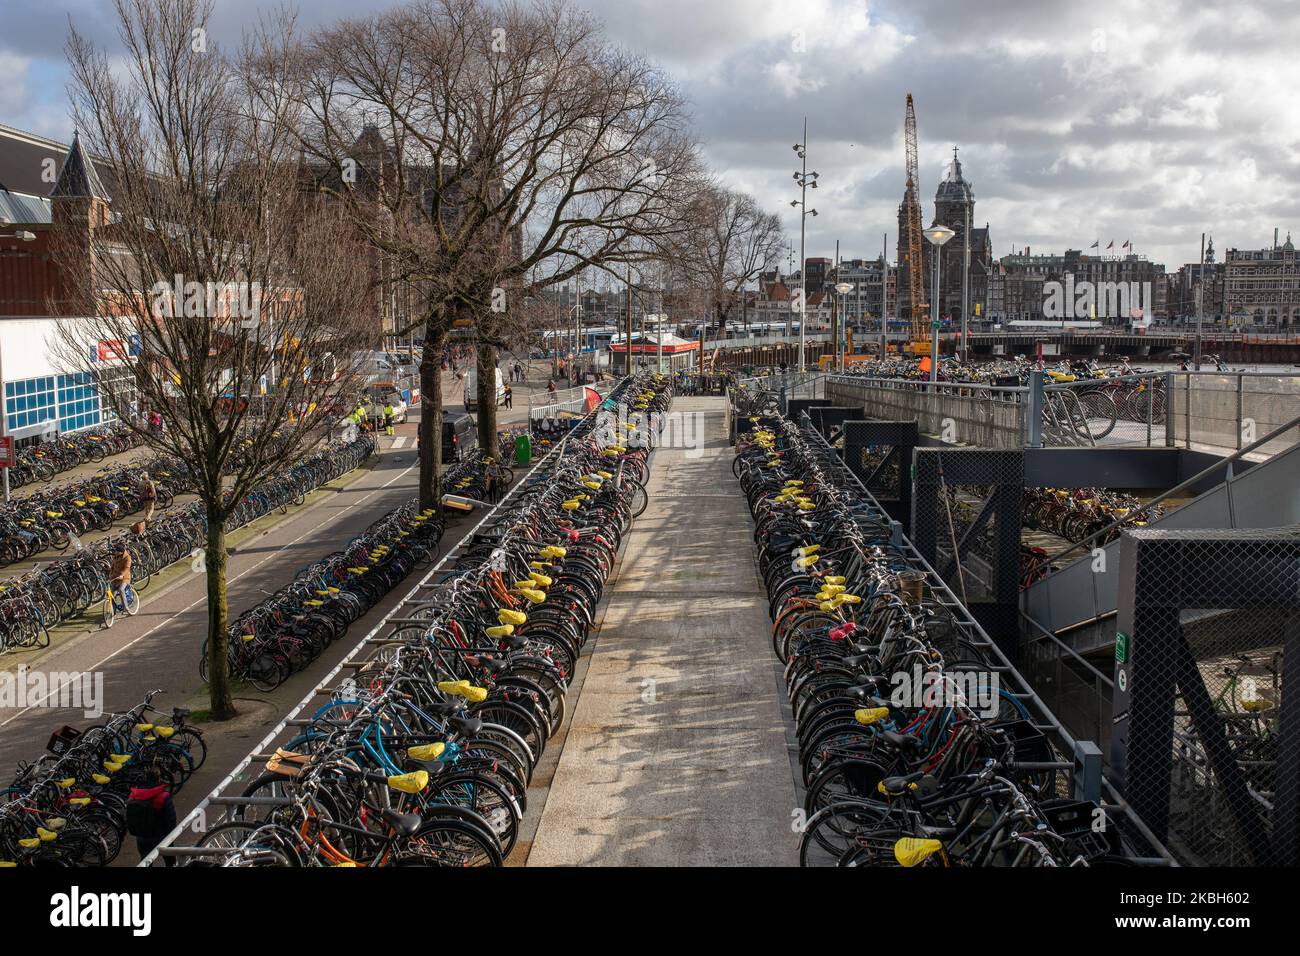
[442,412,478,462]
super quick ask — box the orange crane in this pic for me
[901,94,930,355]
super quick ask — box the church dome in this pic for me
[935,147,973,205]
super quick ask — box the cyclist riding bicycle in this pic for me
[110,543,133,601]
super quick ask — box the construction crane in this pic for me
[901,94,930,355]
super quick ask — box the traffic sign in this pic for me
[0,436,13,469]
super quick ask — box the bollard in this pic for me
[1025,370,1044,448]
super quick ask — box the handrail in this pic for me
[1019,610,1114,691]
[1045,409,1300,567]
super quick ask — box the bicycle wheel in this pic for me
[123,586,141,616]
[1077,390,1117,439]
[798,800,893,867]
[424,773,521,857]
[401,818,503,867]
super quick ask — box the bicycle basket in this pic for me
[1039,798,1120,860]
[46,725,83,756]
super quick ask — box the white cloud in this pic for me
[4,0,1300,269]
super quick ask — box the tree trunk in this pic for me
[418,327,447,513]
[204,504,235,720]
[476,339,498,456]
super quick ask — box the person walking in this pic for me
[126,771,177,866]
[139,471,157,525]
[383,402,395,437]
[547,378,557,400]
[503,383,513,409]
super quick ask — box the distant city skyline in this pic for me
[3,0,1298,270]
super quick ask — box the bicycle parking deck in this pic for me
[526,397,800,866]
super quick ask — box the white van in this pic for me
[464,366,506,411]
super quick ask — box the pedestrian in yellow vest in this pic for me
[383,403,395,436]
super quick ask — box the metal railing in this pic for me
[1167,371,1300,458]
[1039,372,1168,448]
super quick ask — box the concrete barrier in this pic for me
[826,377,1028,448]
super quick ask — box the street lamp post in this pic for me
[834,281,853,371]
[791,119,818,372]
[922,224,956,385]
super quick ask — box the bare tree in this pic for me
[664,185,784,338]
[52,0,375,719]
[258,0,700,486]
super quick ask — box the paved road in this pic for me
[525,398,800,866]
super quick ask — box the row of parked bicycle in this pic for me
[167,373,672,866]
[0,458,192,566]
[7,423,147,490]
[0,691,205,866]
[1022,486,1163,545]
[0,435,376,652]
[201,451,506,690]
[734,412,1141,866]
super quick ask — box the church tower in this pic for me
[931,147,974,321]
[49,130,111,312]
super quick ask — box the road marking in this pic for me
[0,459,419,727]
[391,437,408,449]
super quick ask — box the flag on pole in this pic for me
[1090,240,1099,249]
[1106,240,1114,250]
[1122,239,1130,249]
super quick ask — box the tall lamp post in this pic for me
[834,281,853,370]
[791,119,818,372]
[922,224,956,384]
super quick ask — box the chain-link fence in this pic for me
[912,448,1025,647]
[1112,526,1300,866]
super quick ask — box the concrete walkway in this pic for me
[526,397,799,866]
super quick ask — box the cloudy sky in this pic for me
[4,0,1299,272]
